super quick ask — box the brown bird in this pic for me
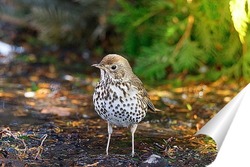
[92,54,155,157]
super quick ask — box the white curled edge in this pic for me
[195,83,250,167]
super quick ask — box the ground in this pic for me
[0,61,236,166]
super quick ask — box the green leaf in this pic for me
[229,0,250,43]
[31,82,39,91]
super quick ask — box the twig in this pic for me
[0,14,33,28]
[172,15,195,57]
[20,139,28,153]
[34,134,48,159]
[85,162,100,167]
[40,134,48,147]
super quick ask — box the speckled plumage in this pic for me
[92,54,155,157]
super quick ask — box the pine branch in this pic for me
[173,15,194,57]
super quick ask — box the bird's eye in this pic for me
[111,65,117,70]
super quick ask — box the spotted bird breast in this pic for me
[93,80,147,127]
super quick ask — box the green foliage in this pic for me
[134,43,172,82]
[1,0,250,82]
[31,82,39,91]
[225,35,250,80]
[173,40,205,73]
[227,0,250,81]
[110,0,250,82]
[229,0,250,43]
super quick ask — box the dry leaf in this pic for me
[41,107,74,116]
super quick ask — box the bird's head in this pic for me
[92,54,133,81]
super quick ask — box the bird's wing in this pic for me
[130,76,156,112]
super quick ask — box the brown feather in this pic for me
[130,75,156,112]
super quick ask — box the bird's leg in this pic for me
[106,122,113,156]
[130,124,138,157]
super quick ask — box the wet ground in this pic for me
[0,61,243,166]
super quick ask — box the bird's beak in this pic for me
[92,64,100,68]
[92,63,105,69]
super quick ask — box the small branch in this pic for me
[0,14,28,27]
[173,15,195,56]
[34,134,48,159]
[21,139,28,153]
[85,162,100,167]
[242,41,247,56]
[133,8,165,27]
[40,134,48,148]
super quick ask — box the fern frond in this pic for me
[173,40,205,73]
[134,43,173,81]
[229,0,250,43]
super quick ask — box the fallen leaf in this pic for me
[41,106,74,116]
[35,88,51,98]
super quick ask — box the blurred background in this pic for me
[0,0,249,85]
[1,1,249,165]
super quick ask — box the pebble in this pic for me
[140,154,169,167]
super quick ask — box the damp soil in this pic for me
[0,62,242,167]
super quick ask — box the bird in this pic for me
[92,54,156,157]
